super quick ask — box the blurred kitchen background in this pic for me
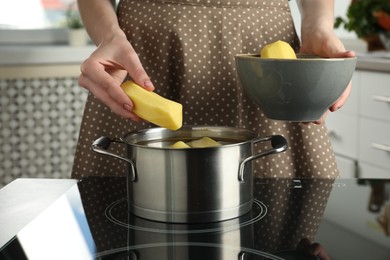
[0,0,96,187]
[0,0,389,188]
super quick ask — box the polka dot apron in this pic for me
[71,0,339,179]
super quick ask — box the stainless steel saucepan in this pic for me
[91,125,287,223]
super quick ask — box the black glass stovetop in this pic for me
[1,177,389,260]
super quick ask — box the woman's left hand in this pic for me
[298,0,356,124]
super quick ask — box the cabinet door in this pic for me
[359,118,390,170]
[326,112,359,159]
[360,71,390,122]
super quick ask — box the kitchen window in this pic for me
[0,0,76,45]
[0,0,118,46]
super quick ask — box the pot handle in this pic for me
[238,252,246,260]
[91,136,137,181]
[238,135,288,182]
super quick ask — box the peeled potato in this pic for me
[188,137,221,148]
[260,40,297,59]
[121,80,182,130]
[169,137,221,149]
[170,141,191,148]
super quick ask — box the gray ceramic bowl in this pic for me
[235,54,357,122]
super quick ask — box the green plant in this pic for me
[66,2,83,29]
[335,0,390,38]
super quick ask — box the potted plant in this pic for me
[66,2,88,46]
[335,0,390,51]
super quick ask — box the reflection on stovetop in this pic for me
[1,177,390,260]
[77,177,332,259]
[79,177,330,260]
[105,198,267,234]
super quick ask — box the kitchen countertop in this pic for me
[356,52,390,73]
[0,178,78,248]
[1,44,390,73]
[0,45,95,66]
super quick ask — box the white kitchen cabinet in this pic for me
[326,69,390,178]
[360,72,390,122]
[327,112,359,159]
[359,118,390,170]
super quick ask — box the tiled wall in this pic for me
[0,77,88,188]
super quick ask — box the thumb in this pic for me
[331,50,356,59]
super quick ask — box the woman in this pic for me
[72,0,355,179]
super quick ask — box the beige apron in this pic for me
[71,0,339,180]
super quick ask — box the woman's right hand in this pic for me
[78,30,154,120]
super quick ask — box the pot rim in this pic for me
[122,125,257,150]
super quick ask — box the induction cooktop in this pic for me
[0,177,389,260]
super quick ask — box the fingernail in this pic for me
[144,80,154,89]
[123,104,133,112]
[345,50,355,56]
[334,106,341,112]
